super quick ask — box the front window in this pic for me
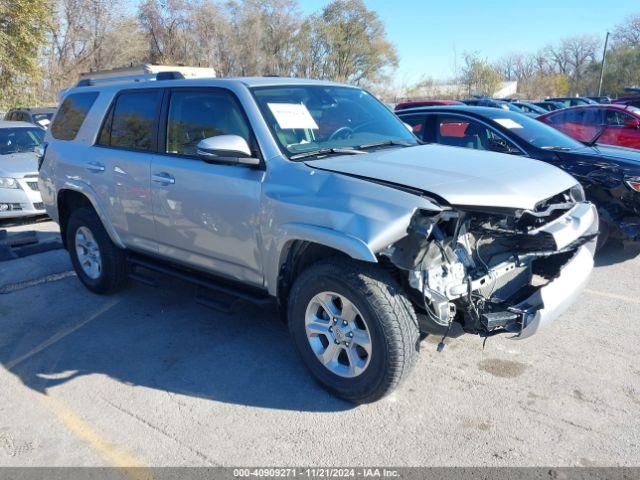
[252,85,418,158]
[483,110,584,150]
[0,128,45,155]
[166,89,251,156]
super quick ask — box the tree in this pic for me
[545,35,600,94]
[459,52,501,96]
[138,0,192,64]
[305,0,398,85]
[612,13,640,48]
[39,0,144,104]
[0,0,49,108]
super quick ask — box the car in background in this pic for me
[460,97,536,116]
[4,107,57,130]
[511,101,547,116]
[613,95,640,108]
[533,100,566,112]
[546,97,598,107]
[0,121,46,219]
[397,105,640,246]
[394,99,463,111]
[538,104,640,150]
[587,96,612,104]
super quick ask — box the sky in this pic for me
[297,0,640,84]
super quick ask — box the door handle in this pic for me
[152,172,175,185]
[86,161,105,173]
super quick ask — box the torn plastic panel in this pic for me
[382,190,598,339]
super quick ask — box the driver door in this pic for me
[150,87,265,287]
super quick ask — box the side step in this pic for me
[127,254,274,313]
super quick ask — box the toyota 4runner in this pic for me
[38,74,598,403]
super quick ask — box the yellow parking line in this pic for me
[4,300,151,477]
[37,394,151,479]
[585,288,640,304]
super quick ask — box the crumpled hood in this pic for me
[0,152,39,178]
[305,144,578,210]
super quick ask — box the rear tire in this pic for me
[66,207,129,294]
[287,257,420,403]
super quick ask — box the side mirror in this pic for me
[624,118,640,129]
[196,135,260,166]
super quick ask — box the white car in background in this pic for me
[0,121,46,219]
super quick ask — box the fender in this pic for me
[265,222,378,296]
[60,180,126,249]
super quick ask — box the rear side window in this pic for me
[51,92,99,140]
[98,90,162,151]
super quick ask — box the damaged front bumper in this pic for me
[391,197,599,340]
[515,244,594,339]
[514,203,598,339]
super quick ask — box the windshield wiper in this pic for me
[357,140,414,150]
[584,126,607,147]
[290,147,366,160]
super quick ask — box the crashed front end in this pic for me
[383,185,598,339]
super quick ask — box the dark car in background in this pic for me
[587,96,612,104]
[397,105,640,246]
[4,107,57,130]
[460,97,538,116]
[394,99,463,111]
[546,97,598,107]
[614,95,640,108]
[538,104,640,150]
[533,100,566,112]
[511,101,548,115]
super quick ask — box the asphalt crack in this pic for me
[100,396,221,467]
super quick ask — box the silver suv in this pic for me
[39,75,598,403]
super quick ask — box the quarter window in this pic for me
[98,90,162,151]
[165,90,251,156]
[51,92,99,140]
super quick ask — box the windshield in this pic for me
[0,127,45,155]
[252,85,418,158]
[483,110,584,150]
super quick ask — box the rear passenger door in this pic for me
[94,89,163,252]
[150,88,264,287]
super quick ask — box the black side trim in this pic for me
[127,252,274,307]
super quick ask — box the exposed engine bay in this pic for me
[382,187,598,338]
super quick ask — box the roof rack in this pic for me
[76,71,185,87]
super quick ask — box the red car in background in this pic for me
[538,104,640,150]
[394,99,463,111]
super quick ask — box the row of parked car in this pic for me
[0,72,637,403]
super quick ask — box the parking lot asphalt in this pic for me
[0,220,639,468]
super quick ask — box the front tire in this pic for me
[288,257,420,403]
[66,207,129,294]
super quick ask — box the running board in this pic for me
[127,254,274,311]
